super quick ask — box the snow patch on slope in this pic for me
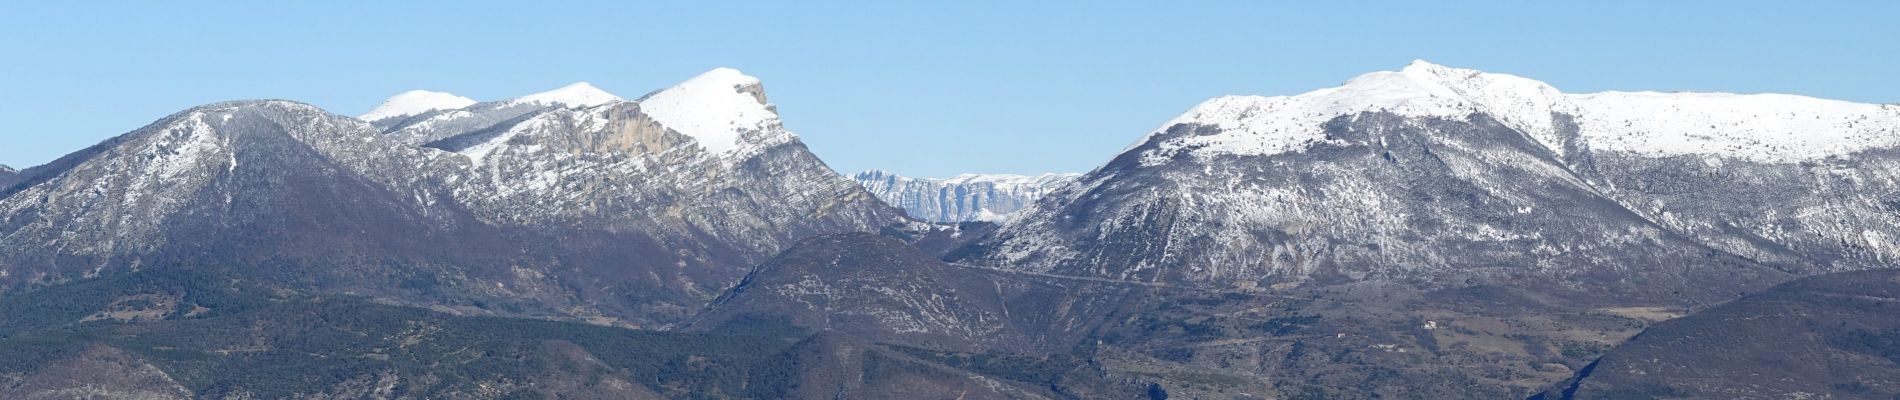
[637,67,780,155]
[456,118,540,165]
[358,90,477,121]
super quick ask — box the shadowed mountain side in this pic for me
[1537,269,1900,399]
[687,233,1031,353]
[0,266,1126,399]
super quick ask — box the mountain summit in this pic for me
[635,67,780,155]
[982,60,1900,293]
[0,70,904,327]
[1136,60,1573,164]
[509,81,622,108]
[357,90,478,121]
[1138,60,1900,166]
[946,60,1900,397]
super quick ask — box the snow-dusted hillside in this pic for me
[939,62,1900,397]
[5,60,1899,399]
[1137,60,1900,166]
[0,68,905,326]
[853,170,1078,222]
[978,60,1900,297]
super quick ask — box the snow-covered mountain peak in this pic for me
[1139,60,1571,164]
[1134,60,1900,165]
[358,90,477,121]
[1395,61,1579,154]
[659,67,766,101]
[1401,58,1444,71]
[635,67,781,155]
[511,82,622,108]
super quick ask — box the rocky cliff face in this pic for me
[0,69,907,327]
[853,170,1078,222]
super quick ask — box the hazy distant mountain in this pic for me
[854,170,1078,222]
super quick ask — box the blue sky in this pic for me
[2,2,1895,177]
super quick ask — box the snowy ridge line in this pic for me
[1139,60,1900,164]
[365,67,799,159]
[509,82,620,108]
